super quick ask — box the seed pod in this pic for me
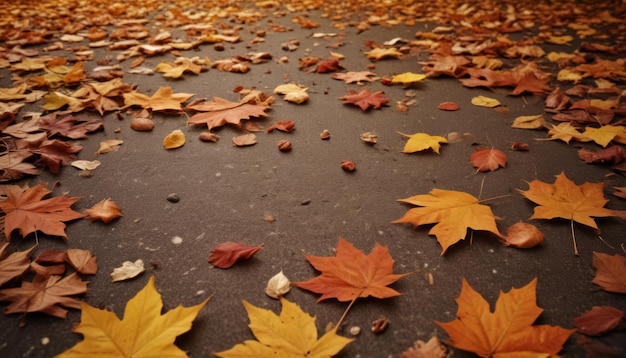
[371,317,389,334]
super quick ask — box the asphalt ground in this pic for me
[1,1,625,357]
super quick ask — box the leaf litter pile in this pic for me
[1,0,626,356]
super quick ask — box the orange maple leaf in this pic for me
[436,278,575,357]
[339,88,389,111]
[0,183,85,240]
[470,147,507,172]
[518,172,626,254]
[591,252,626,294]
[293,238,409,302]
[186,97,269,130]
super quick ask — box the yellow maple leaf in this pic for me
[214,297,353,357]
[57,276,209,358]
[519,172,626,254]
[547,122,591,144]
[391,72,426,86]
[398,132,448,154]
[123,86,194,112]
[363,47,403,61]
[274,83,309,104]
[393,189,503,254]
[436,278,574,357]
[155,57,208,79]
[582,125,626,147]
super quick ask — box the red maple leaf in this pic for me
[293,238,409,302]
[339,88,389,111]
[0,183,85,240]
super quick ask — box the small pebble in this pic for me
[349,326,361,336]
[167,193,180,203]
[171,236,183,245]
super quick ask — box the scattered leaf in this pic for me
[123,87,194,112]
[214,298,352,357]
[58,276,208,357]
[208,242,263,268]
[501,222,544,248]
[111,259,145,282]
[401,336,448,358]
[339,88,389,111]
[265,270,291,299]
[66,249,98,275]
[592,252,626,294]
[436,278,574,357]
[398,132,448,154]
[332,71,378,84]
[391,72,426,86]
[470,147,507,172]
[70,160,101,171]
[84,198,123,223]
[274,83,309,104]
[511,114,546,129]
[163,129,186,149]
[437,101,459,111]
[471,95,501,108]
[573,306,625,336]
[232,133,257,147]
[0,244,36,287]
[187,97,269,130]
[364,47,403,61]
[293,238,409,302]
[95,139,123,155]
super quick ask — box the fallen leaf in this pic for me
[592,252,626,294]
[391,72,426,86]
[58,276,208,357]
[163,129,186,149]
[573,306,625,336]
[208,242,263,268]
[501,222,544,248]
[32,139,83,174]
[437,101,459,111]
[0,183,85,240]
[401,336,448,358]
[339,88,389,111]
[613,187,626,199]
[214,298,352,357]
[471,95,501,108]
[436,278,574,357]
[232,133,257,147]
[393,189,503,254]
[111,259,145,282]
[187,97,269,130]
[0,244,36,287]
[266,120,295,133]
[547,122,591,144]
[37,114,103,139]
[578,145,625,164]
[316,57,342,73]
[273,83,309,104]
[582,125,626,147]
[70,160,101,171]
[364,47,403,61]
[331,71,378,84]
[154,56,209,78]
[293,238,409,302]
[470,147,507,172]
[0,150,39,182]
[0,273,87,322]
[66,249,98,275]
[518,172,626,254]
[398,132,448,154]
[511,114,546,129]
[123,86,194,112]
[265,270,291,299]
[84,198,123,223]
[95,139,123,155]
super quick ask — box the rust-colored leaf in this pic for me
[208,242,263,269]
[573,306,625,336]
[84,198,123,224]
[592,252,626,294]
[339,88,389,111]
[470,147,507,172]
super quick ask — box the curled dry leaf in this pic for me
[573,306,625,336]
[360,132,377,144]
[84,198,123,224]
[341,160,356,172]
[501,222,544,248]
[95,139,123,155]
[273,83,309,104]
[70,160,101,171]
[199,132,220,142]
[163,129,185,149]
[265,270,291,299]
[232,133,257,147]
[277,140,292,152]
[208,242,264,269]
[111,259,145,282]
[266,120,295,133]
[320,129,331,140]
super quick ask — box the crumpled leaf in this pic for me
[95,139,123,155]
[573,306,625,336]
[214,297,352,357]
[58,276,208,357]
[265,270,291,299]
[208,242,263,268]
[84,198,123,223]
[111,259,145,282]
[274,83,309,104]
[0,273,88,322]
[436,278,575,357]
[293,238,409,302]
[501,222,544,249]
[398,132,448,154]
[471,95,501,108]
[163,129,186,149]
[470,147,507,172]
[0,183,85,240]
[393,189,503,254]
[66,249,98,275]
[339,88,389,111]
[592,252,626,294]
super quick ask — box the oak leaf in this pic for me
[339,88,389,111]
[0,273,88,322]
[393,189,503,254]
[58,276,208,357]
[398,132,448,154]
[0,183,85,240]
[293,238,409,302]
[470,147,507,172]
[208,242,263,268]
[187,97,269,130]
[518,172,626,234]
[0,244,36,287]
[123,86,194,112]
[436,278,575,357]
[214,297,352,357]
[84,198,123,223]
[591,252,626,294]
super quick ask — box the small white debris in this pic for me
[196,290,206,296]
[111,259,145,282]
[265,271,291,299]
[171,236,183,245]
[41,337,50,345]
[349,326,361,336]
[492,269,498,274]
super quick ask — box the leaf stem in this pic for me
[335,293,360,330]
[476,194,512,204]
[571,219,579,256]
